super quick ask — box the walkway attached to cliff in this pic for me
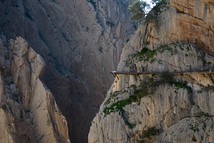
[110,69,214,78]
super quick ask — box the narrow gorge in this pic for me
[1,0,214,143]
[0,0,134,142]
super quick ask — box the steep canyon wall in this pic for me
[0,0,134,142]
[89,0,214,142]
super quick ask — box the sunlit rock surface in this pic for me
[89,0,214,142]
[0,37,70,143]
[0,0,134,142]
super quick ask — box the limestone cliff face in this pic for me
[89,0,214,142]
[0,1,134,142]
[0,36,70,143]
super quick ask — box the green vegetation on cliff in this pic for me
[129,0,167,23]
[103,74,193,129]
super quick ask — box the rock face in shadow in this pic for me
[0,0,134,142]
[89,0,214,142]
[0,36,70,143]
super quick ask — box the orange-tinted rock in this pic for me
[139,0,214,52]
[89,0,214,142]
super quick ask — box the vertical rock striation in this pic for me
[0,0,134,142]
[0,36,70,143]
[89,0,214,142]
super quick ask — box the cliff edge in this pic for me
[89,0,214,142]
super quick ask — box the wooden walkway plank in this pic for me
[111,69,214,76]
